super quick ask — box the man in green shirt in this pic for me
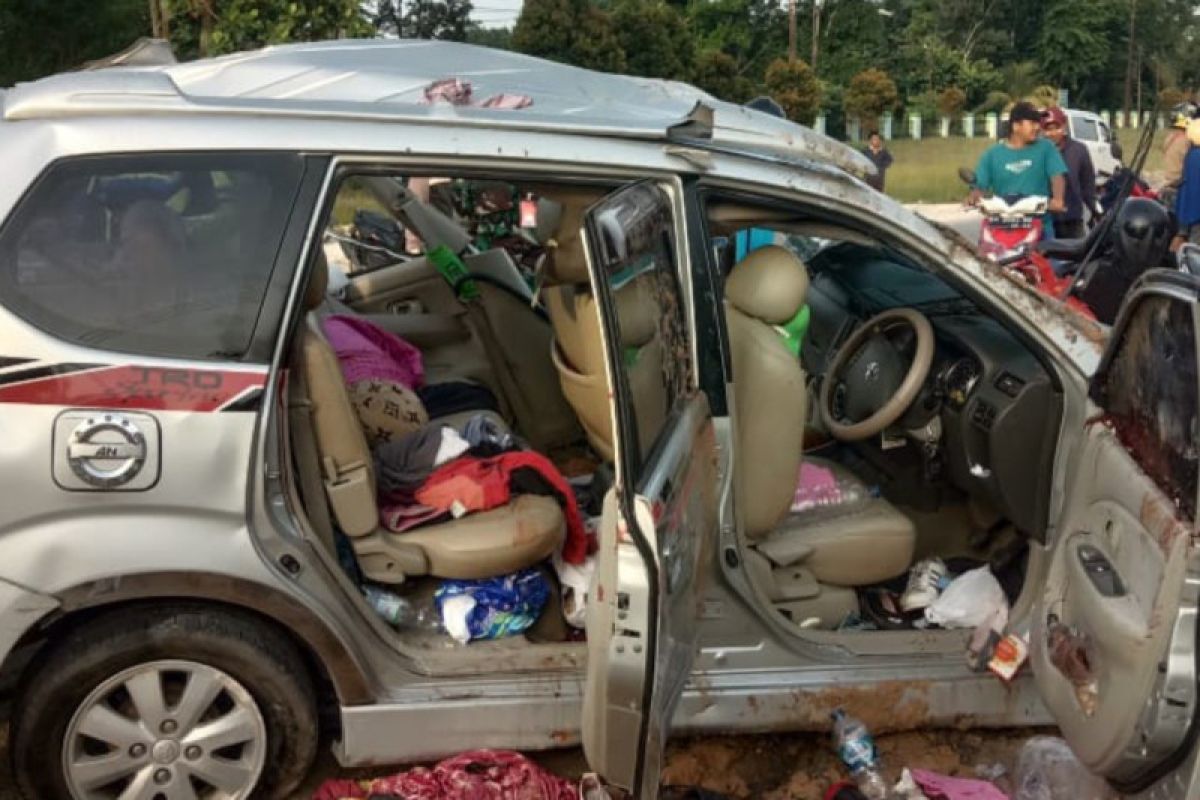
[968,101,1067,233]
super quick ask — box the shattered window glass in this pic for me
[591,183,693,471]
[1094,294,1198,521]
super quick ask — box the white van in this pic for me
[1066,108,1122,182]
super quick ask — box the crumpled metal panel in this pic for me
[3,39,874,177]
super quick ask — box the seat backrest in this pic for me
[724,245,810,539]
[298,256,380,537]
[541,190,667,461]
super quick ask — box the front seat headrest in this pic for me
[304,249,329,310]
[725,245,809,325]
[538,189,598,285]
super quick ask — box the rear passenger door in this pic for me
[1031,270,1200,797]
[579,182,719,797]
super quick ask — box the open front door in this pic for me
[1032,270,1200,795]
[580,182,718,797]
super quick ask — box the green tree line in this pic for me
[2,0,1196,133]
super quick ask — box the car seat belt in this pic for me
[286,355,339,557]
[427,244,536,431]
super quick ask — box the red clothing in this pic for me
[312,749,577,800]
[415,452,591,564]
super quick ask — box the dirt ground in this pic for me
[291,728,1054,799]
[0,724,1055,799]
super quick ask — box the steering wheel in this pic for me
[819,307,936,442]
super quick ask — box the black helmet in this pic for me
[1112,197,1173,277]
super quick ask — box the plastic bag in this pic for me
[925,566,1009,630]
[553,551,596,629]
[1013,737,1115,800]
[435,568,550,643]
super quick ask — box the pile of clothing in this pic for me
[322,314,599,644]
[313,750,577,800]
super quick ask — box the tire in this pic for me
[11,603,319,800]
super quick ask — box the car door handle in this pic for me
[1076,543,1126,598]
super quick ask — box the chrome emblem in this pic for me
[67,414,147,488]
[864,361,881,383]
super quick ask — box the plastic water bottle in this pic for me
[831,708,891,800]
[363,586,439,631]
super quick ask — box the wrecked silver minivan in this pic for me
[0,40,1196,800]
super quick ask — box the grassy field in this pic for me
[879,128,1165,204]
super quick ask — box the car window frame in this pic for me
[0,150,324,365]
[1088,272,1200,525]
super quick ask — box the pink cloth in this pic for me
[911,768,1010,800]
[312,749,577,799]
[322,314,424,389]
[422,77,533,110]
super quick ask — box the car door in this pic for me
[1031,270,1200,796]
[579,181,719,797]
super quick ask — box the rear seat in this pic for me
[295,256,565,585]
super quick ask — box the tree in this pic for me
[612,1,693,80]
[687,0,786,86]
[1159,86,1186,111]
[511,0,624,72]
[374,0,473,39]
[937,86,967,116]
[1036,0,1116,101]
[691,50,754,102]
[0,0,150,85]
[466,25,513,50]
[765,57,822,124]
[164,0,371,58]
[843,67,899,129]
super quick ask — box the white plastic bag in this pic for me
[1014,737,1115,800]
[925,566,1009,630]
[554,551,596,628]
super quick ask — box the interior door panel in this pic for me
[1032,424,1187,776]
[1032,277,1200,792]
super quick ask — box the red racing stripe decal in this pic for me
[0,365,267,412]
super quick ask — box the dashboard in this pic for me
[802,242,1061,539]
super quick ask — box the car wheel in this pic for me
[11,604,319,800]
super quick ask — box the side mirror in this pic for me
[1178,243,1200,277]
[1110,141,1124,161]
[957,167,977,186]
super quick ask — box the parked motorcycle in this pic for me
[957,167,1096,318]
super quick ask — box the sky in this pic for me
[472,0,523,28]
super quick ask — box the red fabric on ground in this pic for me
[311,749,576,800]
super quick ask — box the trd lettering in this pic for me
[133,367,224,390]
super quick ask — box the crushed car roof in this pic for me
[1,38,873,177]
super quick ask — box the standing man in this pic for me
[862,131,894,192]
[968,101,1067,236]
[1039,106,1096,239]
[1161,102,1197,210]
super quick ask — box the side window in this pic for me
[590,183,693,474]
[1072,116,1100,142]
[1092,293,1198,521]
[0,153,304,360]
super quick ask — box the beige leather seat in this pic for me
[540,191,667,461]
[296,262,565,585]
[725,245,915,625]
